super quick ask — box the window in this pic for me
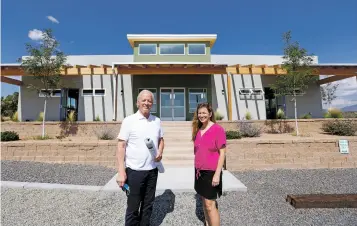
[159,44,185,55]
[188,44,206,55]
[39,89,61,97]
[82,89,93,96]
[238,88,251,95]
[189,88,207,113]
[94,89,106,96]
[138,44,157,55]
[138,88,157,113]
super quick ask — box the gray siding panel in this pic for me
[123,75,134,117]
[102,74,113,121]
[92,75,104,121]
[82,75,93,121]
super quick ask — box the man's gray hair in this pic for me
[137,89,154,102]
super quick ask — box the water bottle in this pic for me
[122,183,130,196]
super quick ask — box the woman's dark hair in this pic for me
[191,102,216,141]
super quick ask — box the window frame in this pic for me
[93,88,106,97]
[188,88,207,113]
[138,44,157,55]
[81,89,94,97]
[38,89,61,98]
[138,88,157,113]
[159,43,185,55]
[187,43,206,55]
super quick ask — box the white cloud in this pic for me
[28,29,44,41]
[47,16,59,24]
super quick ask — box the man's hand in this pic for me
[116,171,127,188]
[155,151,163,162]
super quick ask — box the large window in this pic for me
[138,44,157,55]
[188,44,206,55]
[189,88,207,113]
[138,88,157,113]
[159,44,185,55]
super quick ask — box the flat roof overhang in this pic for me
[126,34,217,48]
[1,63,356,85]
[227,64,357,85]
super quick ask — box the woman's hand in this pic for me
[212,173,220,187]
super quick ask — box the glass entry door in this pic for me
[160,88,185,121]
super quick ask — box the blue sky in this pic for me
[2,0,357,107]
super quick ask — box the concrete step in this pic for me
[163,153,194,161]
[162,159,194,167]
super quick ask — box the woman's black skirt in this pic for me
[194,168,223,200]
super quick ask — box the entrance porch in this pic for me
[132,74,212,121]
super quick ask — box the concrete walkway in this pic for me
[1,167,247,193]
[100,167,247,193]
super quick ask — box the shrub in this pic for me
[11,111,19,122]
[300,113,312,119]
[238,121,263,137]
[343,112,357,118]
[1,131,20,141]
[67,110,76,122]
[324,108,343,118]
[276,108,285,119]
[322,119,357,136]
[226,130,241,139]
[94,115,101,121]
[95,127,116,140]
[215,109,224,120]
[37,112,44,121]
[245,111,252,120]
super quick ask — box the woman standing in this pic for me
[192,102,227,226]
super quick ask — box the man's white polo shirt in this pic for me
[117,111,164,171]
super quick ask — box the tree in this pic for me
[18,28,67,138]
[320,82,339,109]
[270,31,318,136]
[1,92,19,117]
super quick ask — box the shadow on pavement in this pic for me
[150,189,175,226]
[195,193,205,224]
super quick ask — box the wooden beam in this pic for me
[317,75,356,85]
[116,67,227,75]
[0,76,23,86]
[286,194,357,209]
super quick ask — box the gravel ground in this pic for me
[1,168,357,226]
[1,160,117,186]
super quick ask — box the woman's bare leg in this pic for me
[203,198,220,226]
[201,196,210,226]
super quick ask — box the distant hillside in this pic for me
[341,104,357,112]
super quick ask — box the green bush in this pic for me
[324,108,343,118]
[343,112,357,118]
[226,130,241,139]
[238,121,263,137]
[300,113,312,119]
[245,111,252,120]
[1,131,20,141]
[276,108,286,119]
[321,120,357,136]
[215,110,224,120]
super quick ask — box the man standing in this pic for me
[116,89,164,226]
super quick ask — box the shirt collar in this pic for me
[136,110,152,120]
